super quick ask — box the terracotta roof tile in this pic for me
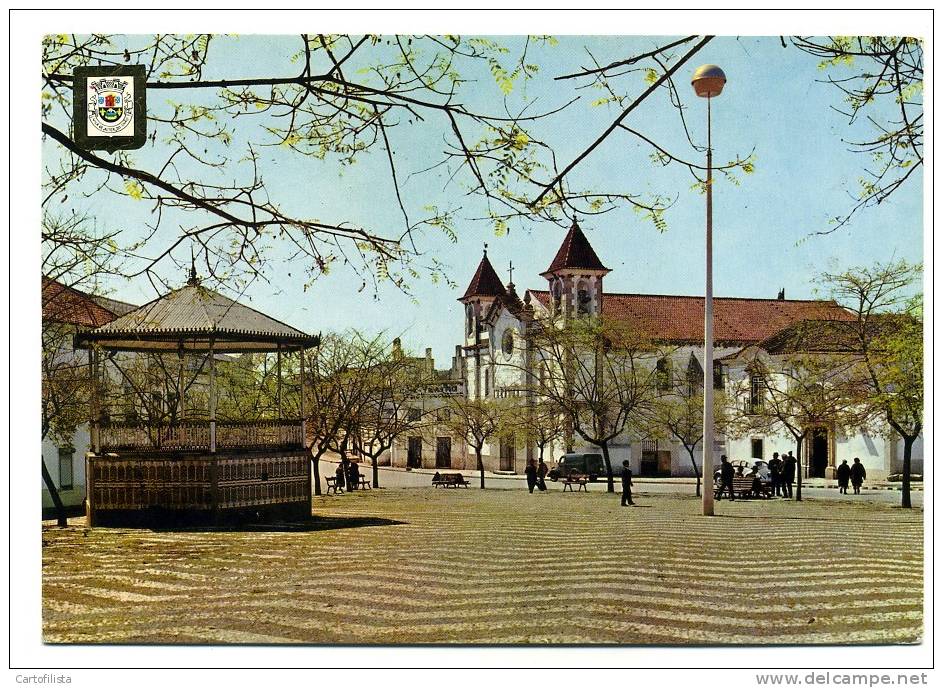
[42,277,119,327]
[460,252,507,301]
[529,290,854,344]
[541,220,609,275]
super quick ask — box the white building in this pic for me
[452,221,921,479]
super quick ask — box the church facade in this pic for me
[451,221,921,481]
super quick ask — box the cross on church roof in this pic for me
[508,260,514,285]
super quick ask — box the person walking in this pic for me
[850,457,866,495]
[836,459,851,495]
[769,452,783,497]
[620,460,634,506]
[719,455,735,501]
[782,451,796,498]
[536,458,549,492]
[335,461,346,491]
[524,458,538,493]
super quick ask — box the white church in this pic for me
[446,220,921,481]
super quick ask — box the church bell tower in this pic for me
[540,219,611,320]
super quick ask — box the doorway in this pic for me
[499,437,515,471]
[640,440,672,477]
[809,427,829,478]
[436,437,452,469]
[407,436,422,468]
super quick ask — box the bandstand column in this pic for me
[209,342,217,453]
[90,347,101,455]
[276,344,283,419]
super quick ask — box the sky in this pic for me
[42,34,924,368]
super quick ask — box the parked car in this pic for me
[713,460,770,487]
[887,473,922,482]
[548,453,606,482]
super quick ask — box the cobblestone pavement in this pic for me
[42,490,923,644]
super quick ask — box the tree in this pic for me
[41,319,91,527]
[641,373,728,498]
[819,260,923,507]
[352,347,433,488]
[791,37,923,232]
[729,348,864,502]
[440,396,506,489]
[526,316,660,493]
[503,398,565,464]
[305,332,386,496]
[40,33,608,293]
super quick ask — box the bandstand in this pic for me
[74,274,319,527]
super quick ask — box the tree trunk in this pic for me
[901,435,914,509]
[42,458,68,527]
[687,447,701,497]
[599,441,614,493]
[795,439,803,502]
[371,454,380,489]
[476,448,485,489]
[310,451,322,496]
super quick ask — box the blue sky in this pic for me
[44,34,924,367]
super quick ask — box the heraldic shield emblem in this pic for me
[73,65,146,150]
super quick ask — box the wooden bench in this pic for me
[562,474,588,492]
[358,475,371,490]
[715,476,773,499]
[432,473,470,488]
[325,476,343,495]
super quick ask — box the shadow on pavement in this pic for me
[151,516,408,533]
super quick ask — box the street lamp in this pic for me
[692,64,726,517]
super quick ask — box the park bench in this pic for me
[715,477,773,500]
[562,474,588,492]
[358,475,372,490]
[325,476,343,495]
[432,473,470,488]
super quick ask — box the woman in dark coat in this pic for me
[524,459,538,493]
[348,460,360,491]
[335,461,346,491]
[850,457,866,495]
[836,459,851,494]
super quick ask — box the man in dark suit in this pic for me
[719,455,735,501]
[782,451,797,498]
[621,460,634,506]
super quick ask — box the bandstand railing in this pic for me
[99,419,304,452]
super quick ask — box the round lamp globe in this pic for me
[691,64,726,98]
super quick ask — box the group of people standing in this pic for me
[524,458,549,493]
[767,452,798,498]
[335,456,362,491]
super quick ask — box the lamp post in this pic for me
[692,64,726,517]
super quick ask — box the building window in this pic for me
[751,438,764,460]
[656,358,672,391]
[713,362,725,390]
[484,369,491,396]
[551,279,562,313]
[58,447,74,491]
[749,375,764,414]
[502,329,514,357]
[465,304,474,337]
[407,408,422,422]
[577,280,590,315]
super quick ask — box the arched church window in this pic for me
[502,328,514,357]
[465,304,474,337]
[484,369,491,396]
[551,279,562,312]
[577,280,591,315]
[656,357,672,391]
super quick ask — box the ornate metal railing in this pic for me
[99,419,303,452]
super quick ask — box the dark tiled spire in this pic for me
[459,245,507,301]
[541,219,609,276]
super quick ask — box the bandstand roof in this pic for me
[74,280,320,353]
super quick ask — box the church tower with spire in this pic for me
[458,245,506,399]
[540,219,611,320]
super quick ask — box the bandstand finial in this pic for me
[187,246,200,286]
